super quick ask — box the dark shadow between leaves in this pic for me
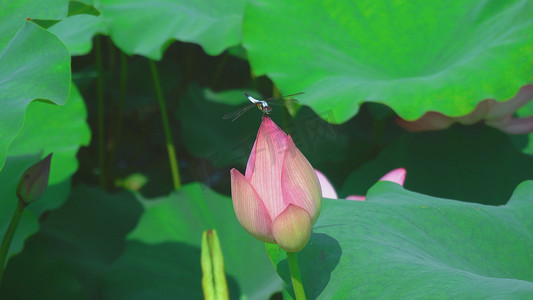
[275,233,341,300]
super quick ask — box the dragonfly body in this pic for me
[223,92,303,121]
[245,93,272,115]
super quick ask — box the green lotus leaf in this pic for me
[0,21,70,171]
[101,0,245,58]
[243,0,533,124]
[8,84,91,185]
[102,241,206,299]
[268,181,533,298]
[0,0,68,48]
[68,0,100,17]
[50,0,245,58]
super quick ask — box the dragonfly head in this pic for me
[262,105,272,115]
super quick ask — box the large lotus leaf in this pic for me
[127,183,282,300]
[0,185,143,299]
[0,21,70,171]
[101,241,205,299]
[0,84,90,259]
[268,181,533,299]
[340,124,533,206]
[49,0,246,58]
[0,0,68,48]
[101,0,245,58]
[243,0,533,124]
[8,84,91,185]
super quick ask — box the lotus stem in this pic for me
[149,60,181,190]
[287,251,306,300]
[0,201,25,286]
[95,37,106,188]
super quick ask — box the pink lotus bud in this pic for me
[230,117,322,252]
[16,153,52,204]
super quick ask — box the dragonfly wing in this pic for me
[264,92,305,102]
[268,99,299,106]
[222,103,256,121]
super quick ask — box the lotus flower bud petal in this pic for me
[16,153,52,204]
[272,205,311,252]
[247,117,287,219]
[230,169,275,243]
[282,136,322,224]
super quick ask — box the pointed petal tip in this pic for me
[259,115,285,136]
[44,152,53,161]
[379,168,407,186]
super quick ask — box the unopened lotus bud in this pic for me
[16,154,52,204]
[230,117,322,252]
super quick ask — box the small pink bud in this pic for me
[347,168,407,201]
[231,117,322,252]
[378,168,406,186]
[16,154,52,204]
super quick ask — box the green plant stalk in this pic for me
[201,231,215,299]
[201,230,229,300]
[95,37,106,188]
[109,50,128,186]
[116,51,128,141]
[287,251,306,300]
[0,201,25,285]
[149,60,181,190]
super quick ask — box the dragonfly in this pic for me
[222,92,304,121]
